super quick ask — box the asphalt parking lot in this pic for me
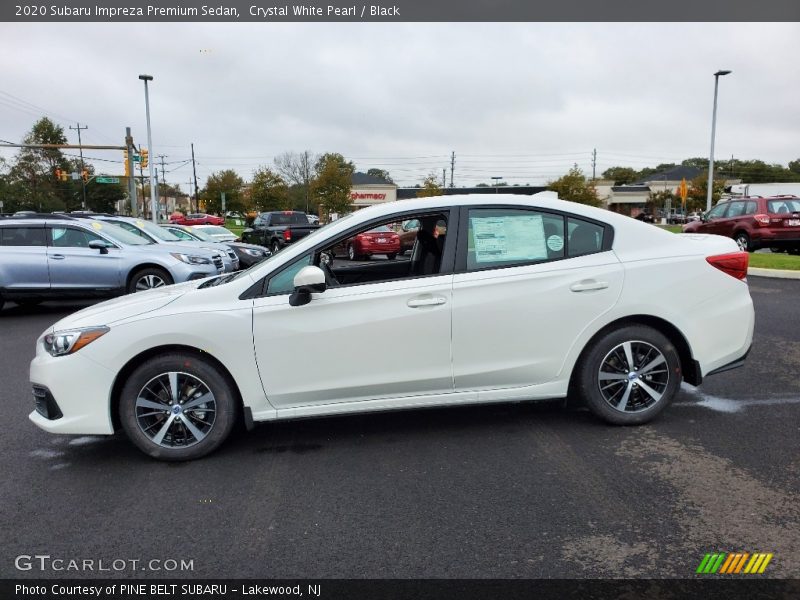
[1,276,798,579]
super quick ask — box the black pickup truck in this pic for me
[240,211,320,254]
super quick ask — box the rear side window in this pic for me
[466,209,565,271]
[744,201,757,215]
[726,202,746,218]
[567,218,605,257]
[0,227,46,246]
[767,199,800,214]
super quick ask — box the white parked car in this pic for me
[29,194,754,460]
[191,225,239,243]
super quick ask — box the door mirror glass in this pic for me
[290,265,327,306]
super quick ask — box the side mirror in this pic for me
[289,265,327,307]
[88,239,109,254]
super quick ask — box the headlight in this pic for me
[43,326,110,357]
[170,252,212,265]
[242,248,267,257]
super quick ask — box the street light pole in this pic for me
[139,74,159,223]
[706,70,731,212]
[491,176,502,193]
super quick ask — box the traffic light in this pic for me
[123,150,130,177]
[82,169,89,182]
[140,148,148,168]
[55,168,62,180]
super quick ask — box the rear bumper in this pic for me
[705,344,752,378]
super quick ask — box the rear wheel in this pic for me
[271,241,281,254]
[348,243,358,261]
[575,325,681,425]
[119,353,238,461]
[734,232,751,252]
[128,268,172,294]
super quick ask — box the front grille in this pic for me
[32,385,63,420]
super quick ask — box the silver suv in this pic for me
[0,215,222,310]
[86,215,239,272]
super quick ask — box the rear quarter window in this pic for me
[0,226,46,246]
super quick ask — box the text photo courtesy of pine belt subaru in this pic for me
[29,194,754,461]
[0,215,222,310]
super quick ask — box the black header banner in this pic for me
[3,0,800,22]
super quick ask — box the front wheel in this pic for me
[347,244,358,261]
[271,241,282,254]
[119,353,238,461]
[128,268,172,294]
[734,232,751,252]
[575,325,681,425]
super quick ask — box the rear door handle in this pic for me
[50,254,65,260]
[407,296,447,308]
[570,280,608,292]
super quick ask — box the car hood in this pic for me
[228,241,268,251]
[43,280,199,333]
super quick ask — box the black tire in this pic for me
[119,353,238,461]
[575,325,681,425]
[734,231,751,252]
[271,241,282,254]
[387,253,396,260]
[347,243,358,261]
[128,267,173,294]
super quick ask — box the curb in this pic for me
[747,267,800,280]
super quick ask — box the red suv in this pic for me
[682,196,800,253]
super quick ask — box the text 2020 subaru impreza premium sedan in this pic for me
[29,194,755,460]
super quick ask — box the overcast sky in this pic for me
[1,22,798,191]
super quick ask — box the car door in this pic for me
[47,225,122,290]
[0,225,49,290]
[451,207,624,391]
[251,245,454,411]
[700,202,730,235]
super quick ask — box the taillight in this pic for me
[283,229,292,241]
[706,252,748,280]
[754,214,770,226]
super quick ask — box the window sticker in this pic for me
[91,222,103,230]
[547,235,564,252]
[471,214,547,263]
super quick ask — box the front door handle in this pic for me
[407,296,447,308]
[570,280,608,292]
[50,254,65,260]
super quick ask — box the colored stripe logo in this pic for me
[696,552,773,574]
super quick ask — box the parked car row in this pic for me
[0,214,271,311]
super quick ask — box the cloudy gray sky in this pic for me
[1,22,798,190]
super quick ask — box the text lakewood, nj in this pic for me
[33,4,400,18]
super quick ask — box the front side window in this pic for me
[266,253,313,295]
[0,226,46,246]
[466,209,565,270]
[726,202,746,218]
[51,227,103,248]
[706,203,728,219]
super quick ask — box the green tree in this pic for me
[601,166,639,185]
[310,153,355,216]
[366,168,394,184]
[85,179,126,213]
[789,158,800,176]
[681,158,709,171]
[250,167,289,212]
[548,166,600,206]
[201,169,244,214]
[416,173,442,198]
[8,117,73,212]
[685,174,725,212]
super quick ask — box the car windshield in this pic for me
[186,228,215,242]
[96,222,153,245]
[134,219,182,241]
[198,226,231,236]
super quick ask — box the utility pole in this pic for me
[70,123,88,209]
[450,151,455,187]
[442,168,447,190]
[137,147,146,216]
[591,148,597,180]
[191,143,200,213]
[125,127,137,216]
[158,155,167,213]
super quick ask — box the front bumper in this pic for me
[29,350,116,435]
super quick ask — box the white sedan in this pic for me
[190,225,239,243]
[29,194,754,460]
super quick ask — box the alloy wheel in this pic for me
[135,274,167,291]
[597,340,669,413]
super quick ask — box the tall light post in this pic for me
[706,70,731,212]
[139,74,159,223]
[491,176,502,193]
